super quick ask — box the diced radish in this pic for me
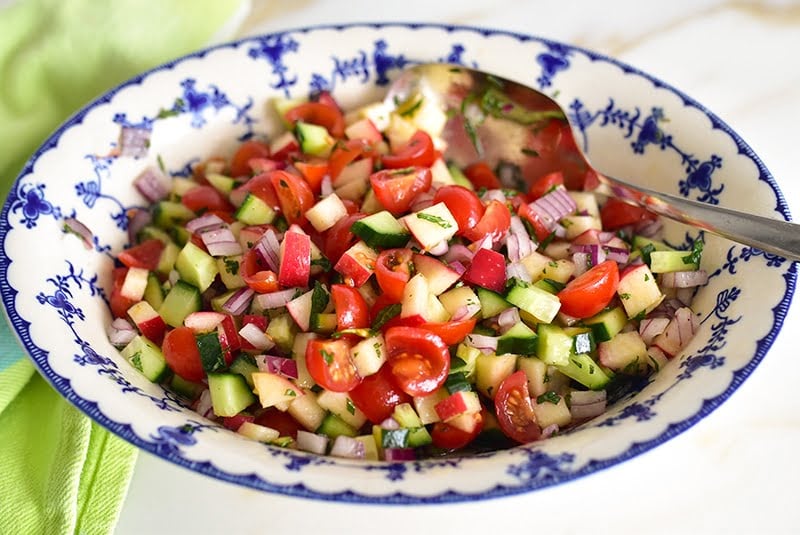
[184,311,226,333]
[305,193,347,232]
[269,131,300,160]
[126,300,166,344]
[334,157,373,187]
[334,240,376,287]
[238,225,268,251]
[446,411,482,433]
[345,117,382,144]
[238,323,274,351]
[434,391,481,422]
[120,267,149,301]
[252,371,303,409]
[463,248,506,293]
[351,334,386,377]
[413,389,450,425]
[412,254,460,295]
[402,202,459,251]
[279,230,311,288]
[438,286,481,320]
[617,264,664,319]
[286,289,314,332]
[401,273,430,319]
[217,314,241,359]
[429,158,455,186]
[296,430,329,454]
[255,355,298,379]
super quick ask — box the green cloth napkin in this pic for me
[0,1,246,533]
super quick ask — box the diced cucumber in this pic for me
[556,353,610,390]
[540,258,575,284]
[291,332,319,388]
[272,96,307,126]
[207,372,256,417]
[381,428,410,448]
[533,278,565,295]
[407,426,433,447]
[583,306,628,342]
[351,335,386,377]
[229,353,258,388]
[309,312,337,335]
[453,343,481,380]
[170,374,205,401]
[216,255,245,290]
[235,193,276,225]
[196,331,226,373]
[153,200,196,229]
[496,321,538,356]
[617,264,664,319]
[156,241,180,276]
[317,390,366,430]
[350,210,410,249]
[392,403,423,428]
[506,280,561,324]
[316,412,358,439]
[158,280,201,328]
[413,388,449,425]
[137,225,172,245]
[296,121,335,157]
[354,434,380,460]
[120,335,168,382]
[536,324,572,366]
[305,193,348,233]
[476,287,512,319]
[143,272,164,310]
[632,235,673,252]
[175,241,219,292]
[563,327,596,354]
[649,250,699,273]
[205,172,236,195]
[475,353,517,399]
[287,389,326,431]
[265,313,297,353]
[447,163,473,189]
[444,371,472,394]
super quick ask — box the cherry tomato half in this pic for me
[331,284,370,331]
[462,199,511,244]
[527,171,564,201]
[110,267,137,318]
[600,197,658,230]
[418,317,478,346]
[463,161,501,190]
[349,364,411,424]
[230,140,271,178]
[322,212,365,264]
[495,370,541,444]
[162,326,205,382]
[370,166,432,216]
[432,185,484,235]
[269,170,314,225]
[384,326,450,396]
[557,260,619,319]
[382,130,436,169]
[305,339,361,392]
[284,101,345,138]
[117,239,165,271]
[240,247,280,293]
[328,139,373,179]
[181,185,234,213]
[374,248,414,303]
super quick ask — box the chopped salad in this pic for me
[108,88,708,460]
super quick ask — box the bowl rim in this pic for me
[1,21,796,503]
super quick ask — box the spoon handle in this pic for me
[597,174,800,262]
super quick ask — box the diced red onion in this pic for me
[506,261,531,283]
[507,216,535,261]
[675,287,695,306]
[481,189,507,204]
[330,435,366,459]
[570,400,606,420]
[598,231,617,243]
[255,354,297,378]
[443,244,474,265]
[296,430,329,455]
[254,229,281,272]
[572,252,591,276]
[380,417,400,430]
[133,167,170,203]
[320,175,334,197]
[410,190,435,212]
[127,209,152,244]
[652,307,697,357]
[506,235,520,263]
[186,213,226,234]
[240,324,275,351]
[639,317,670,345]
[647,345,670,370]
[497,307,521,333]
[541,424,559,438]
[452,299,481,322]
[528,186,577,231]
[604,246,630,264]
[466,333,499,354]
[660,270,708,288]
[63,217,93,250]
[635,217,663,238]
[184,311,225,333]
[571,244,606,266]
[448,260,467,275]
[254,288,300,309]
[107,318,137,347]
[649,298,683,319]
[118,126,152,158]
[195,389,215,419]
[221,287,254,316]
[202,227,243,257]
[384,447,416,461]
[470,234,494,252]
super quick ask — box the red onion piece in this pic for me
[221,287,254,316]
[448,260,467,275]
[572,252,591,276]
[497,307,521,333]
[660,270,708,288]
[380,417,400,430]
[652,307,697,357]
[604,246,630,264]
[118,126,152,158]
[63,217,94,250]
[675,287,695,306]
[570,400,606,420]
[127,208,152,244]
[296,430,329,455]
[410,190,435,212]
[255,354,298,379]
[635,217,663,238]
[384,447,416,462]
[639,317,670,345]
[186,213,226,234]
[570,243,606,266]
[506,262,531,283]
[647,345,670,370]
[320,175,334,197]
[506,235,520,262]
[528,186,577,230]
[481,189,507,204]
[194,389,215,419]
[239,324,275,351]
[133,167,170,203]
[254,288,300,309]
[541,424,559,438]
[330,435,366,459]
[202,227,243,257]
[428,240,449,256]
[107,318,137,347]
[443,244,474,265]
[466,333,499,354]
[254,229,281,272]
[570,389,606,406]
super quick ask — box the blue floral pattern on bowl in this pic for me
[0,23,794,504]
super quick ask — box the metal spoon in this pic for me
[384,63,800,262]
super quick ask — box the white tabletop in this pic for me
[117,2,800,533]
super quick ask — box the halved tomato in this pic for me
[370,166,432,216]
[374,248,414,303]
[384,326,450,396]
[305,339,361,392]
[495,370,541,444]
[557,260,619,318]
[382,130,436,169]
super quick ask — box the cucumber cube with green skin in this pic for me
[350,210,410,249]
[317,413,358,439]
[235,193,277,225]
[536,324,573,366]
[506,280,561,324]
[175,241,219,292]
[158,280,201,328]
[207,373,256,417]
[120,335,168,383]
[556,353,611,390]
[475,353,517,399]
[583,307,628,342]
[296,121,335,157]
[496,321,538,356]
[476,287,512,319]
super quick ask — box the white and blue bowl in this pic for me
[1,23,794,502]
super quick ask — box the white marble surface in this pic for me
[117,1,800,533]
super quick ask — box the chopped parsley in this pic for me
[284,388,297,397]
[157,154,166,172]
[639,243,655,265]
[416,212,452,228]
[311,256,332,271]
[346,398,356,415]
[321,349,334,366]
[371,303,401,331]
[223,258,239,275]
[536,391,561,405]
[682,239,704,266]
[619,292,631,300]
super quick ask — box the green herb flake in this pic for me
[640,243,655,265]
[129,351,143,372]
[682,239,704,266]
[346,398,356,415]
[548,260,559,268]
[321,349,335,366]
[311,281,329,314]
[620,292,631,300]
[536,391,561,405]
[284,388,297,397]
[157,154,166,172]
[373,342,382,355]
[521,147,540,157]
[416,212,452,228]
[223,258,240,275]
[371,303,401,330]
[311,256,332,271]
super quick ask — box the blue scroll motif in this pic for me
[247,33,300,97]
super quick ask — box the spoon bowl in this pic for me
[385,63,800,261]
